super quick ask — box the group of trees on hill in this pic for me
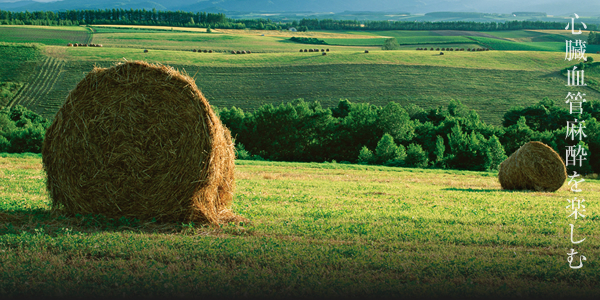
[0,106,49,153]
[1,8,598,32]
[218,98,600,174]
[589,31,600,45]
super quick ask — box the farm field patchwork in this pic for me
[0,155,599,298]
[3,25,600,124]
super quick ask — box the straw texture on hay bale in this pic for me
[498,141,567,192]
[42,61,243,224]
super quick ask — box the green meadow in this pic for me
[0,155,599,298]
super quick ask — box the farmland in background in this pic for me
[2,25,600,124]
[0,155,598,298]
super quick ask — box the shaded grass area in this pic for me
[0,43,42,83]
[0,43,43,108]
[0,27,91,45]
[0,157,599,298]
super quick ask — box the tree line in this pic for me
[1,8,598,32]
[218,98,599,174]
[292,18,598,31]
[1,98,598,174]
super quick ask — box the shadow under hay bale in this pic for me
[42,61,244,225]
[498,141,567,192]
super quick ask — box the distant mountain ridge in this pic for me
[1,0,600,16]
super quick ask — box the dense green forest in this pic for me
[1,8,597,31]
[2,98,598,174]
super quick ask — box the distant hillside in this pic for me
[1,0,600,15]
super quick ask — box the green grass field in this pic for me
[0,155,598,298]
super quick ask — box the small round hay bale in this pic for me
[364,50,369,53]
[299,49,303,52]
[208,50,213,53]
[231,50,236,54]
[42,61,243,224]
[326,49,329,52]
[144,49,149,53]
[309,49,313,52]
[440,52,444,55]
[192,49,197,52]
[67,43,73,47]
[98,44,103,47]
[304,49,308,52]
[322,52,327,56]
[247,50,251,54]
[498,141,566,192]
[242,50,247,54]
[429,47,433,50]
[321,49,324,52]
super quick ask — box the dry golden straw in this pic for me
[498,141,567,192]
[42,61,243,224]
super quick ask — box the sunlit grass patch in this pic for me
[0,157,599,297]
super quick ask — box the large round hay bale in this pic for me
[498,141,567,192]
[42,61,242,224]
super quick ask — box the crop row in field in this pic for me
[9,57,65,115]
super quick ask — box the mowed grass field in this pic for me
[0,155,599,298]
[3,25,600,124]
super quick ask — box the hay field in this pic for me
[0,155,599,298]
